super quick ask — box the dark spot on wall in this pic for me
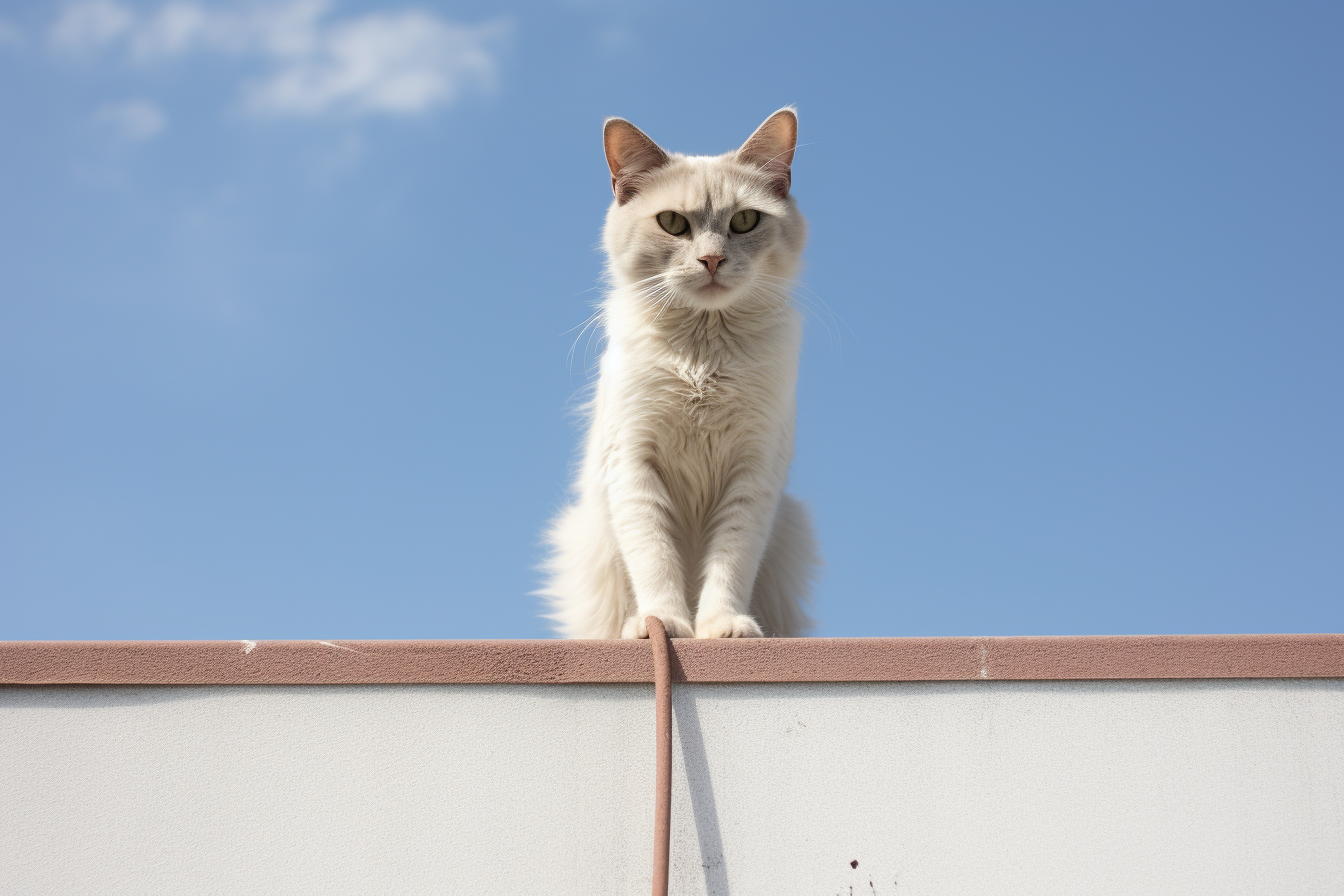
[850,859,859,869]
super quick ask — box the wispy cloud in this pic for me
[95,99,167,141]
[50,0,134,54]
[0,18,25,47]
[246,11,507,117]
[48,0,509,118]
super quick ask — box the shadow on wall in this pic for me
[674,691,730,896]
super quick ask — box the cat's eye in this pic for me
[729,209,761,234]
[656,211,690,236]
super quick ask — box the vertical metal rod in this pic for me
[646,616,672,896]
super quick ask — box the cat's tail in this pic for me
[750,494,820,637]
[538,499,631,639]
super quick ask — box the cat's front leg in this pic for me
[607,458,695,639]
[695,477,779,638]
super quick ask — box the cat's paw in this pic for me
[622,614,695,639]
[695,614,764,639]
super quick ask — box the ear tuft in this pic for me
[737,108,798,198]
[604,118,670,205]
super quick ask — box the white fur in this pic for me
[540,110,819,639]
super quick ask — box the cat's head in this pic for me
[601,109,806,312]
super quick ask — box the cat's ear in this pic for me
[604,118,670,205]
[737,107,797,198]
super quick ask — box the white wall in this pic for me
[4,680,1342,894]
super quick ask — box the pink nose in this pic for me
[698,255,726,275]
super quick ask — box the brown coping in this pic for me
[1,634,1341,685]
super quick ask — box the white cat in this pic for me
[541,109,818,639]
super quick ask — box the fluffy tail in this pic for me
[749,494,819,637]
[538,499,631,639]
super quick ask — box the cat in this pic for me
[540,108,818,639]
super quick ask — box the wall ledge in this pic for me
[2,634,1341,685]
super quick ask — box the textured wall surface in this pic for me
[3,680,1342,894]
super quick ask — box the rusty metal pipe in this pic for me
[646,616,673,896]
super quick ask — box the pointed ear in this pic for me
[604,118,670,205]
[737,108,797,198]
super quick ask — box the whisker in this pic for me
[567,310,606,382]
[749,272,853,354]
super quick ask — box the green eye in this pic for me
[656,211,689,236]
[729,209,760,234]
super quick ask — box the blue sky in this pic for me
[2,1,1340,640]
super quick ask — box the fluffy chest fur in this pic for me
[594,311,799,532]
[644,354,758,443]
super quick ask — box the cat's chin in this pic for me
[686,281,738,308]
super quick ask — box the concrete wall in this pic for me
[4,680,1342,894]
